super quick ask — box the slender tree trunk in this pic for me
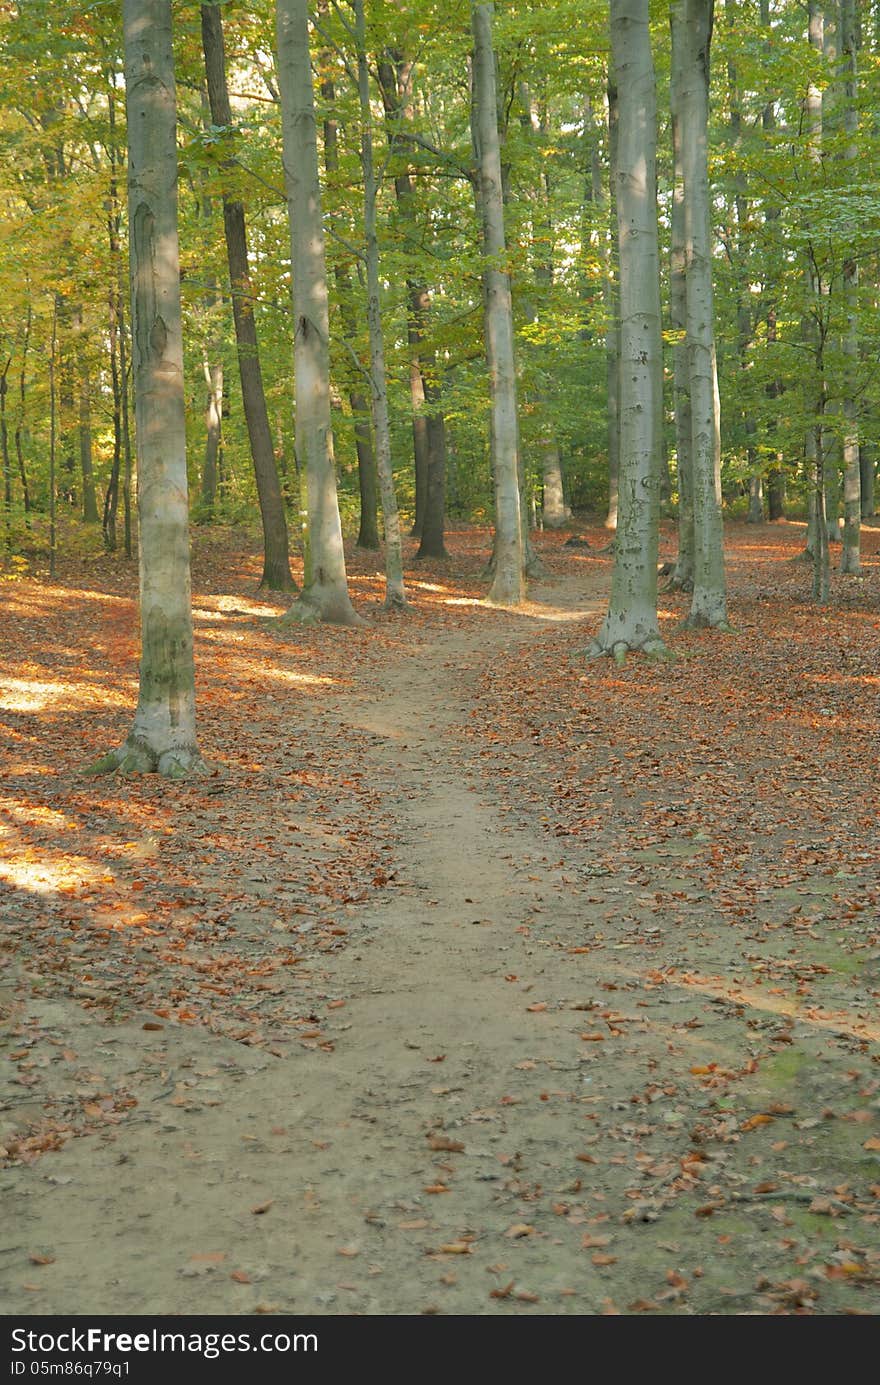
[669,20,695,589]
[602,83,620,532]
[14,300,31,520]
[376,55,448,556]
[49,303,57,579]
[104,295,122,551]
[677,0,728,628]
[354,0,406,609]
[201,3,294,591]
[76,312,99,524]
[589,0,665,660]
[276,0,361,624]
[90,0,204,776]
[319,66,380,551]
[471,2,524,606]
[0,359,11,552]
[806,1,830,595]
[860,444,875,517]
[840,0,860,573]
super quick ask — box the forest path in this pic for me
[4,555,880,1316]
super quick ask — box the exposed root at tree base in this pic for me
[683,615,735,633]
[82,741,209,779]
[584,636,670,665]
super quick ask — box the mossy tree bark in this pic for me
[89,0,204,778]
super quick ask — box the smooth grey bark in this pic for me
[589,0,665,660]
[839,0,860,573]
[375,55,448,557]
[201,4,294,590]
[89,0,204,777]
[806,1,830,600]
[319,67,379,551]
[276,0,360,624]
[353,0,406,609]
[521,83,568,531]
[669,20,694,590]
[677,0,728,629]
[602,84,620,532]
[860,444,875,517]
[471,2,524,606]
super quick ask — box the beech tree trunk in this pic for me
[354,0,406,609]
[603,83,620,532]
[319,68,379,552]
[677,0,728,628]
[839,0,860,573]
[376,55,448,557]
[90,0,204,777]
[276,0,360,624]
[589,0,665,660]
[201,3,294,591]
[669,19,695,590]
[471,2,524,606]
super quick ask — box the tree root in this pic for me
[683,614,735,633]
[83,740,209,778]
[583,635,671,664]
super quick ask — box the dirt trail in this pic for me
[3,568,880,1315]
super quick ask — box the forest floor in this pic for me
[2,518,880,1316]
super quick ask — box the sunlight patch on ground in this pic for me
[0,679,130,713]
[0,855,111,896]
[200,595,283,618]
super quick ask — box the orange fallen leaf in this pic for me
[230,1270,252,1284]
[741,1114,774,1131]
[526,1003,547,1013]
[28,1254,55,1266]
[427,1135,465,1153]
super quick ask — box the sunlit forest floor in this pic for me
[2,518,880,1315]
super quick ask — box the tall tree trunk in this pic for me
[14,299,31,520]
[589,0,665,660]
[806,1,830,597]
[76,311,99,524]
[521,82,568,531]
[669,21,695,589]
[839,0,860,573]
[677,0,728,629]
[601,84,620,532]
[276,0,361,624]
[471,2,524,606]
[319,65,380,551]
[376,55,448,557]
[0,358,11,551]
[860,444,875,517]
[90,0,204,777]
[354,0,406,609]
[201,3,294,590]
[104,293,122,551]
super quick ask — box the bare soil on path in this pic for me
[2,527,880,1315]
